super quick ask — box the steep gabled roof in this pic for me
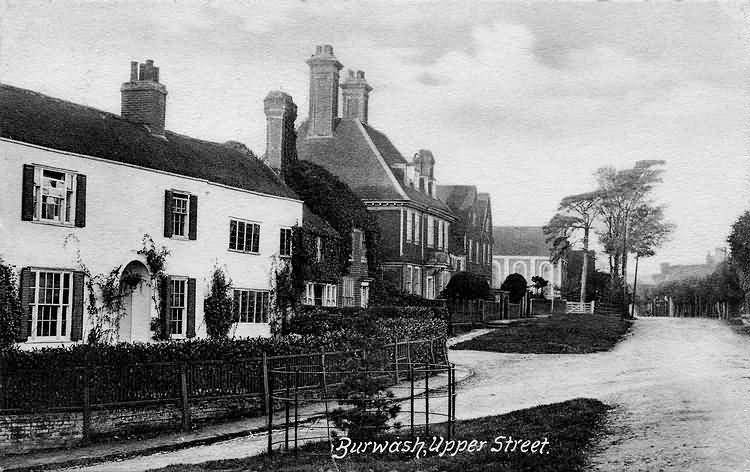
[296,118,453,217]
[361,123,408,166]
[493,226,551,257]
[0,83,298,200]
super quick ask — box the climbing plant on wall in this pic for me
[285,160,381,276]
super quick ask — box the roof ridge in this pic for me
[1,82,128,123]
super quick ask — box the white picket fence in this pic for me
[566,301,595,314]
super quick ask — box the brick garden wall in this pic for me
[0,396,265,455]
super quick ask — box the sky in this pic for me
[1,0,748,281]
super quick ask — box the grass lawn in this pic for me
[452,314,632,353]
[149,398,610,472]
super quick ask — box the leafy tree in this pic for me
[727,210,750,309]
[441,271,490,300]
[595,160,666,310]
[0,260,23,349]
[544,191,601,302]
[501,273,528,303]
[203,266,234,339]
[530,275,549,298]
[627,205,674,316]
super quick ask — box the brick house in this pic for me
[295,45,457,299]
[0,60,305,346]
[492,226,565,298]
[436,185,494,286]
[262,90,370,308]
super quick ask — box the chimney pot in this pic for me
[306,44,343,137]
[121,59,168,136]
[340,67,372,124]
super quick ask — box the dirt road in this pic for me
[60,318,750,471]
[450,318,750,471]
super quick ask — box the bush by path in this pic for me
[452,314,632,354]
[149,398,610,472]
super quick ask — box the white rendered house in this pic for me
[0,60,303,347]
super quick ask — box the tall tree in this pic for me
[627,204,674,316]
[595,160,666,309]
[544,191,601,302]
[727,210,750,310]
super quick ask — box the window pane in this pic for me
[238,222,246,251]
[241,291,250,322]
[252,224,260,253]
[229,220,238,250]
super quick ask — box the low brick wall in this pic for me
[0,411,82,454]
[0,395,266,455]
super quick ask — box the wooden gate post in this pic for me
[180,362,191,431]
[262,354,270,416]
[81,366,91,444]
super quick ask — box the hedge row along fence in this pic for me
[1,310,446,370]
[0,313,446,408]
[0,337,445,453]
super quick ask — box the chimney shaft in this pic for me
[121,59,168,136]
[306,44,343,137]
[264,91,298,181]
[340,69,372,124]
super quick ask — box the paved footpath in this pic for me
[9,318,750,471]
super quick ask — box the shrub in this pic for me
[501,273,528,303]
[204,266,234,339]
[441,271,490,300]
[0,260,23,349]
[284,306,448,340]
[369,278,446,307]
[330,356,401,441]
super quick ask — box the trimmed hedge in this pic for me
[1,314,446,370]
[285,306,448,337]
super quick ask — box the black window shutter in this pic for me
[188,195,198,240]
[21,165,35,221]
[186,278,196,338]
[75,174,87,228]
[17,268,35,342]
[160,276,171,338]
[70,271,85,341]
[164,190,173,237]
[402,210,407,247]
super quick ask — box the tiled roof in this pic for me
[296,118,453,216]
[0,83,298,200]
[361,123,408,166]
[493,226,551,257]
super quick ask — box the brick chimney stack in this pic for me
[264,91,298,181]
[414,149,436,196]
[306,45,343,138]
[340,69,372,124]
[121,59,168,136]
